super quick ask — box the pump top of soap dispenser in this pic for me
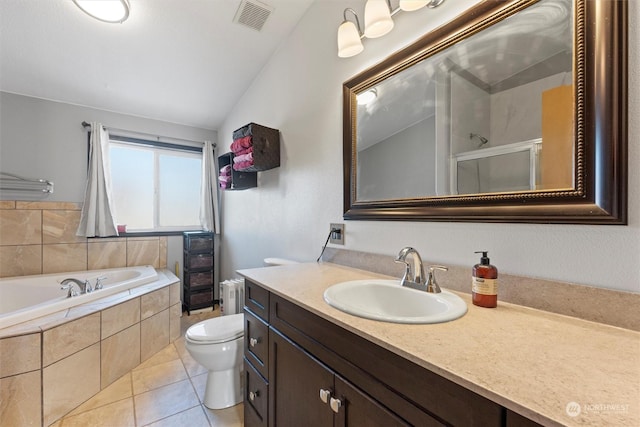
[475,251,490,265]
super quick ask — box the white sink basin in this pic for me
[323,279,467,324]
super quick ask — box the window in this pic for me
[108,136,202,232]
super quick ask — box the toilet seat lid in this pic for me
[185,314,244,343]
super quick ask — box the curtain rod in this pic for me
[81,121,216,148]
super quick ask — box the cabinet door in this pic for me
[334,375,411,427]
[269,329,334,427]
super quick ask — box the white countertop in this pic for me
[238,262,640,427]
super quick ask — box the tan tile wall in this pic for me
[0,281,182,426]
[0,201,168,278]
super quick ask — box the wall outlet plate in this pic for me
[329,223,345,245]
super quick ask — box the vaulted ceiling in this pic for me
[0,0,314,129]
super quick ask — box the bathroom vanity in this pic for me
[240,263,639,427]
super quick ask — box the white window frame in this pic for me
[108,135,203,233]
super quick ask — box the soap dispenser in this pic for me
[472,251,498,308]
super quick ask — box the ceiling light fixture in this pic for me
[337,0,445,58]
[72,0,130,24]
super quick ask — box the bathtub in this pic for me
[0,265,159,330]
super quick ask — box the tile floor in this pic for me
[51,308,243,427]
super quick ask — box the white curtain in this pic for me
[76,122,119,237]
[200,140,220,233]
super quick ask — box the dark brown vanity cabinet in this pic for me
[243,279,540,427]
[269,329,411,427]
[182,231,215,314]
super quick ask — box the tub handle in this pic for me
[60,283,80,298]
[95,276,107,290]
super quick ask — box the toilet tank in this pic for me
[263,258,299,267]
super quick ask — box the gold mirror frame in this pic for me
[343,0,627,224]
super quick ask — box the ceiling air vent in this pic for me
[233,0,274,32]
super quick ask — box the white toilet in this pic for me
[184,259,298,410]
[184,313,244,409]
[263,257,299,266]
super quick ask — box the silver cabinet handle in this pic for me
[249,390,260,401]
[330,397,342,413]
[249,337,260,347]
[319,388,331,404]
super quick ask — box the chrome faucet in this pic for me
[394,247,448,293]
[394,247,427,291]
[425,265,448,293]
[94,276,107,290]
[60,278,91,297]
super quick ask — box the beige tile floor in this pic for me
[51,308,243,427]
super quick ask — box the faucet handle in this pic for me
[60,283,79,298]
[95,276,107,290]
[426,265,448,293]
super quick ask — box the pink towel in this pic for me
[233,152,253,164]
[233,160,254,171]
[219,165,232,175]
[218,175,232,183]
[234,146,253,156]
[230,136,252,153]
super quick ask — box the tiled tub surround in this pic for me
[0,201,168,278]
[238,262,640,427]
[0,270,182,426]
[0,265,159,329]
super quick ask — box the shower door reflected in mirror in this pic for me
[355,0,574,202]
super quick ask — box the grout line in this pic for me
[131,371,139,427]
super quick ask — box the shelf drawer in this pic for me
[187,288,213,306]
[185,254,213,269]
[184,271,213,288]
[244,309,269,379]
[244,357,268,427]
[185,237,213,252]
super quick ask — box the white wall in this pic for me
[221,0,637,293]
[0,92,217,202]
[358,116,435,200]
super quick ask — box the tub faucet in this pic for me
[60,278,91,297]
[394,247,427,291]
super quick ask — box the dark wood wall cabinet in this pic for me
[182,231,215,314]
[242,279,543,427]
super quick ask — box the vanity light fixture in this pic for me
[338,8,364,58]
[72,0,130,24]
[364,0,395,38]
[399,0,429,12]
[337,0,445,58]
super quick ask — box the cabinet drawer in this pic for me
[184,271,213,288]
[185,254,213,269]
[186,289,213,306]
[244,358,268,427]
[244,280,269,322]
[184,236,213,252]
[244,309,269,379]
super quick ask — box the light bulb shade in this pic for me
[399,0,429,12]
[338,21,364,58]
[73,0,130,23]
[357,89,377,105]
[364,0,394,39]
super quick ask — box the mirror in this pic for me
[343,0,627,224]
